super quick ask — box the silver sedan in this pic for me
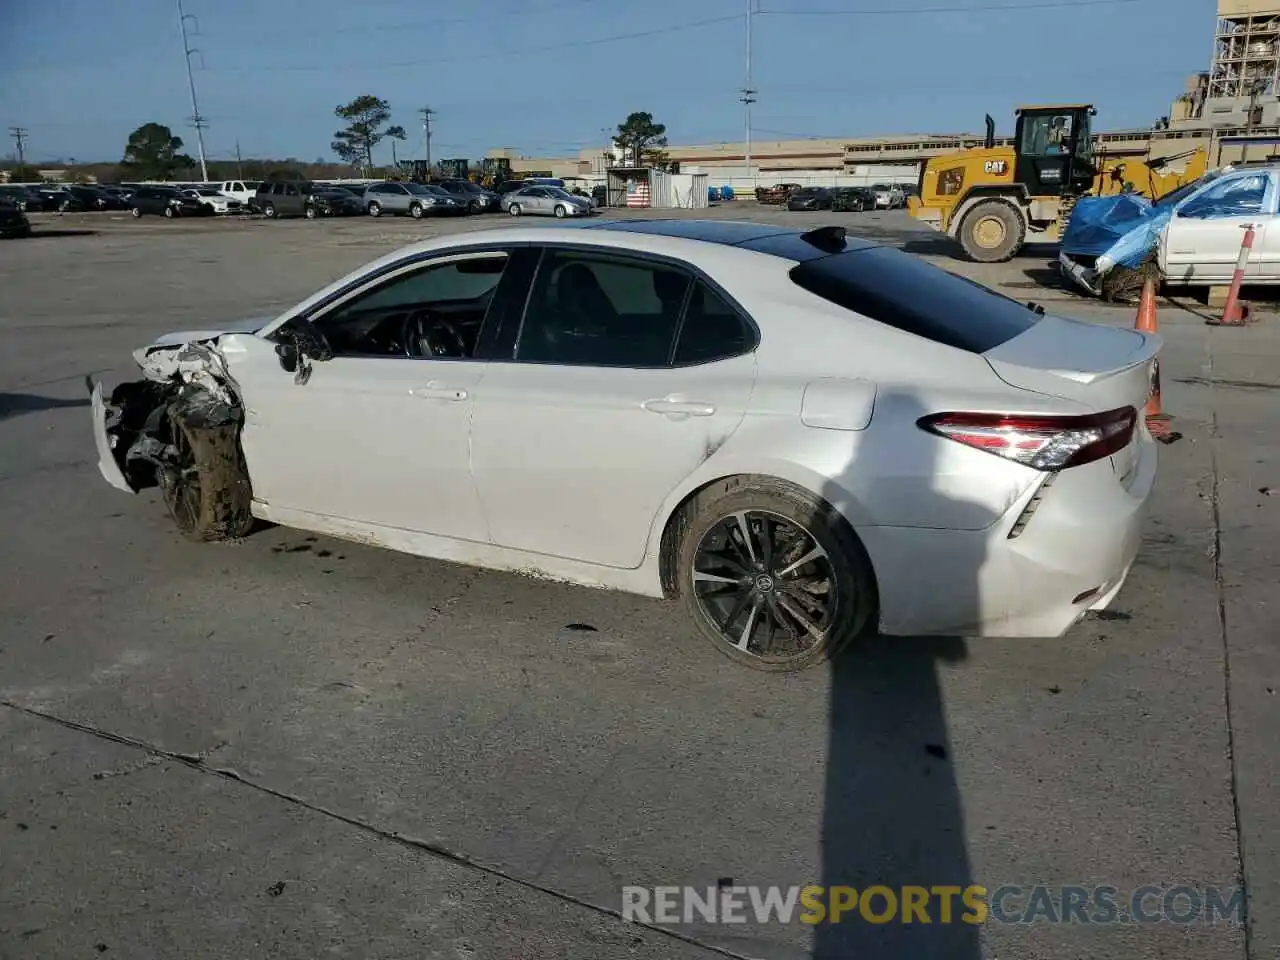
[365,182,466,218]
[502,185,593,218]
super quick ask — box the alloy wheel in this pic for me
[691,510,837,661]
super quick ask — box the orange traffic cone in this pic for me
[1135,277,1176,442]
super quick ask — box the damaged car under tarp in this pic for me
[1059,165,1279,301]
[91,322,268,541]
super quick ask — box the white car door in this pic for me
[469,246,757,569]
[1161,170,1275,282]
[222,250,515,542]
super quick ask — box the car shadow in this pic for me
[810,387,985,957]
[0,393,92,421]
[29,229,99,238]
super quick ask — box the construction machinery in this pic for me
[908,105,1209,262]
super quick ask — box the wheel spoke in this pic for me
[720,585,754,633]
[781,583,827,615]
[693,570,743,586]
[758,516,773,571]
[699,550,751,578]
[777,544,826,579]
[776,593,825,640]
[733,512,757,565]
[736,596,764,651]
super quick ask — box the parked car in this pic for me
[99,185,136,203]
[90,220,1157,672]
[254,180,322,219]
[502,184,593,218]
[130,186,207,218]
[310,186,363,217]
[217,180,261,207]
[364,181,465,218]
[182,188,244,215]
[436,179,501,213]
[0,185,38,211]
[870,183,906,209]
[0,199,32,238]
[787,187,833,212]
[755,183,802,205]
[830,186,877,213]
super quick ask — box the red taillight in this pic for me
[919,407,1137,471]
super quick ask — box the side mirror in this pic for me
[275,342,299,373]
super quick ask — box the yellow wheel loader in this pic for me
[908,105,1207,262]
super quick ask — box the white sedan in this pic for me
[91,221,1159,671]
[181,187,243,215]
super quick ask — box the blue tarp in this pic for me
[1061,193,1173,269]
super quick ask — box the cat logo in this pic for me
[984,160,1009,175]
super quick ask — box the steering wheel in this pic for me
[401,309,467,358]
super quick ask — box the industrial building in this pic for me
[492,0,1280,188]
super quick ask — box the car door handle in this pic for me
[642,397,716,417]
[410,384,468,401]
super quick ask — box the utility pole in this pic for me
[176,0,209,182]
[740,0,757,186]
[8,127,28,166]
[419,107,436,171]
[235,139,243,179]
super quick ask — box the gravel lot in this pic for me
[1,205,1277,960]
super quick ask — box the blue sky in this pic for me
[1,0,1215,165]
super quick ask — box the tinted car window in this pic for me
[517,249,690,367]
[789,246,1040,353]
[674,282,752,365]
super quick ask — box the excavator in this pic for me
[908,104,1209,262]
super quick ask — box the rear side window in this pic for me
[674,282,752,365]
[789,247,1041,353]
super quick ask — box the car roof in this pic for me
[581,219,878,261]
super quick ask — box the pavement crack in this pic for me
[1208,358,1254,960]
[0,699,744,960]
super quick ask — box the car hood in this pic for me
[138,315,271,354]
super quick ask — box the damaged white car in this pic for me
[93,222,1158,671]
[1060,164,1280,300]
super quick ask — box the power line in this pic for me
[271,0,601,40]
[211,13,742,73]
[759,0,1147,14]
[8,127,28,165]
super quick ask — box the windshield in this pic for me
[1074,111,1093,162]
[547,187,574,200]
[197,189,219,196]
[1155,170,1224,207]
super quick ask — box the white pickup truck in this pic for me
[217,180,260,207]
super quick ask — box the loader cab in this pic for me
[1014,105,1096,197]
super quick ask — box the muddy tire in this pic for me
[673,476,877,672]
[1100,252,1162,304]
[958,199,1025,263]
[160,408,255,542]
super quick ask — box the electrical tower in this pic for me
[8,127,28,165]
[420,107,436,171]
[177,0,209,181]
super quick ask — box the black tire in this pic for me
[160,408,255,542]
[305,205,318,220]
[470,199,482,214]
[130,207,142,218]
[958,199,1025,263]
[262,202,277,219]
[367,201,382,217]
[163,205,175,219]
[674,477,877,672]
[508,203,521,216]
[409,201,424,219]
